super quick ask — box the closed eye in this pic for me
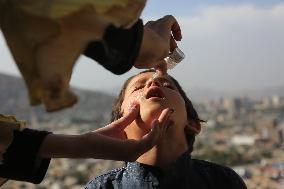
[132,85,145,93]
[163,83,175,90]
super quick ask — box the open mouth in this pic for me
[145,87,165,99]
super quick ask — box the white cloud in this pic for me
[173,3,284,90]
[183,4,284,37]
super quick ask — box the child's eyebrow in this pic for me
[129,78,147,89]
[156,77,176,87]
[157,77,173,83]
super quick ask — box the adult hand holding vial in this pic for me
[134,15,182,70]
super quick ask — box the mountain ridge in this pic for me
[0,72,115,128]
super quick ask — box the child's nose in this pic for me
[146,78,161,88]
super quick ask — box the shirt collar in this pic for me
[126,161,163,182]
[125,149,192,181]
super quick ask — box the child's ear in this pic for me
[185,120,201,135]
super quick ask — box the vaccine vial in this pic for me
[165,47,185,69]
[152,47,185,80]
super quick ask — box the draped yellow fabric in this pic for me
[0,114,26,129]
[0,0,146,112]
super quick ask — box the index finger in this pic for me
[157,108,173,124]
[163,15,182,41]
[171,21,182,41]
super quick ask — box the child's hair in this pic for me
[110,70,203,153]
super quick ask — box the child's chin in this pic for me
[140,109,162,128]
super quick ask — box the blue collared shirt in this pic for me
[85,150,247,189]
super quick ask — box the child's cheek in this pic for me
[124,90,145,114]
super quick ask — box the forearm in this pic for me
[80,132,140,161]
[39,132,139,161]
[84,19,143,75]
[38,133,84,159]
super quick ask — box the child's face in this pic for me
[121,72,188,132]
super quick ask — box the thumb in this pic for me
[136,119,160,152]
[109,104,140,131]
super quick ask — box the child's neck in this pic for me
[137,132,188,169]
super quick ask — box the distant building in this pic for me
[272,95,281,108]
[260,127,270,141]
[231,135,255,146]
[222,98,242,118]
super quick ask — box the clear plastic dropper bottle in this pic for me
[165,47,185,69]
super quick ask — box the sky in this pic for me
[1,0,284,93]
